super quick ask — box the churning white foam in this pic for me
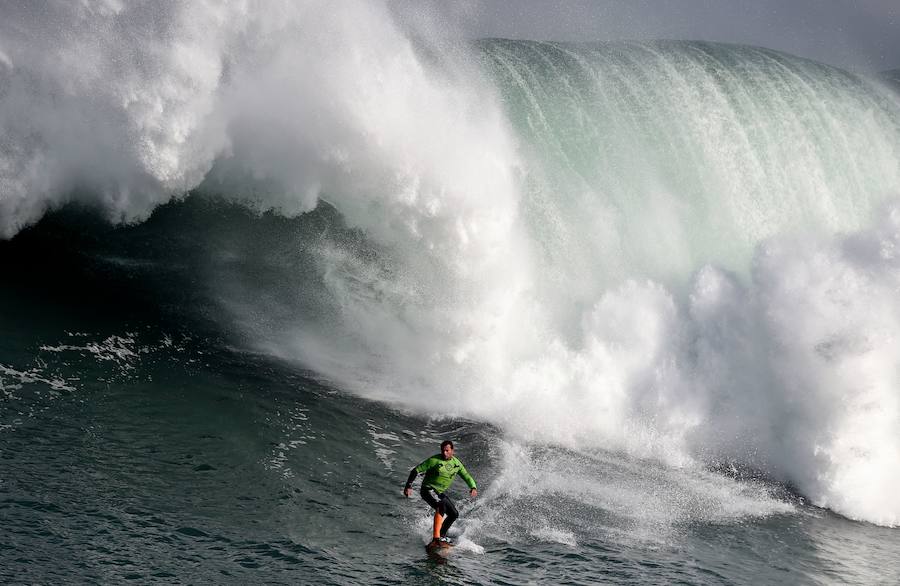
[0,1,236,236]
[466,205,900,528]
[295,201,900,529]
[1,0,520,252]
[749,208,900,526]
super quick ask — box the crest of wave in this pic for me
[0,0,521,263]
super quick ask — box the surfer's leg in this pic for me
[420,486,446,540]
[438,495,458,537]
[420,486,443,511]
[432,510,444,539]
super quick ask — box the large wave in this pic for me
[2,1,899,527]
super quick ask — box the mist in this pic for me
[391,0,900,72]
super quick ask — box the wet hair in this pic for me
[440,440,454,450]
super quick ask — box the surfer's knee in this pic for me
[444,500,458,520]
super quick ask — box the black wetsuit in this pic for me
[405,454,476,538]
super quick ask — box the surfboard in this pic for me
[425,539,453,557]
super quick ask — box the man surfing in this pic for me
[403,440,477,548]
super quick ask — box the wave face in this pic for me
[483,39,900,282]
[3,3,900,528]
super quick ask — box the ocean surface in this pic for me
[2,2,900,584]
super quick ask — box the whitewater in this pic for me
[2,1,899,584]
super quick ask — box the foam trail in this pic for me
[469,441,795,545]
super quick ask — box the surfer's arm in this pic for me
[404,456,439,496]
[458,461,477,494]
[404,467,418,491]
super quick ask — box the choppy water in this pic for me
[3,332,899,585]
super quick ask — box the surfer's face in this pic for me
[442,445,454,460]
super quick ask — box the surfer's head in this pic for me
[441,440,454,460]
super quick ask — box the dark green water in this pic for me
[3,328,899,585]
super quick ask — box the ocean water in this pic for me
[2,2,900,584]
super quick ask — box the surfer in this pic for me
[403,440,477,546]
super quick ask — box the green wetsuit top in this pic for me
[412,455,476,494]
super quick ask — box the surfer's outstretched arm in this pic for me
[403,468,418,497]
